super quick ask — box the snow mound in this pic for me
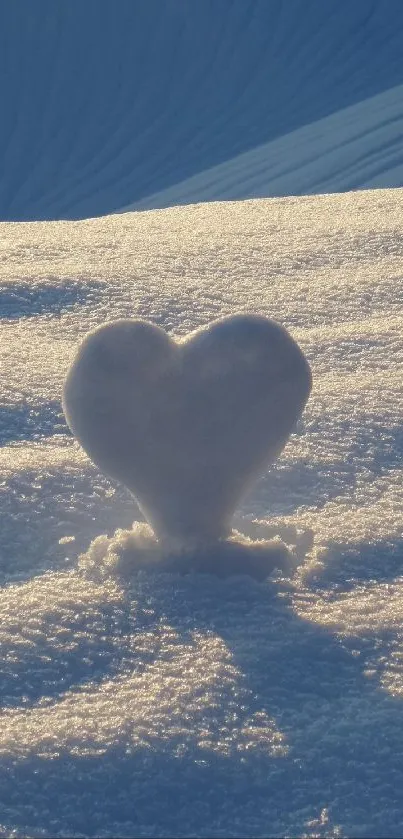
[78,521,299,582]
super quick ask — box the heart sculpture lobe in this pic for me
[63,315,312,548]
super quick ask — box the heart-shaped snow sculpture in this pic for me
[63,315,311,547]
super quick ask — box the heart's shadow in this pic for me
[2,535,403,838]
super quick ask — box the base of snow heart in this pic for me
[63,314,312,555]
[79,521,300,583]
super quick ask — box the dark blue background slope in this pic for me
[1,0,403,220]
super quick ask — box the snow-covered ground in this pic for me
[1,188,403,837]
[2,2,403,837]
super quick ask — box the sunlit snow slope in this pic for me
[2,0,403,220]
[1,189,403,838]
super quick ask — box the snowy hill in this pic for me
[2,2,403,836]
[128,82,403,211]
[1,188,403,837]
[2,0,403,220]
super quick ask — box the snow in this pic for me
[1,1,403,220]
[1,189,403,837]
[62,315,311,549]
[2,2,403,835]
[127,82,403,212]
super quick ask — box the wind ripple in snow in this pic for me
[2,1,403,219]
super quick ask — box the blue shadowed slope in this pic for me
[1,0,403,220]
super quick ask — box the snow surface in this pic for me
[2,1,403,220]
[1,188,403,837]
[127,82,403,212]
